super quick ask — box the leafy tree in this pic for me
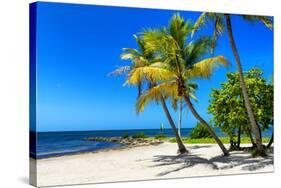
[208,68,273,149]
[132,132,148,139]
[194,12,273,156]
[190,122,212,139]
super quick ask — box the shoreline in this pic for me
[34,143,273,187]
[34,136,272,160]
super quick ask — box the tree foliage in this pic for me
[190,122,212,139]
[208,68,273,140]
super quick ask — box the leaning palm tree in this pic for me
[193,13,273,156]
[127,14,229,155]
[109,35,188,153]
[177,82,198,137]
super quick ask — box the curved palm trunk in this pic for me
[266,132,273,148]
[237,126,241,149]
[183,94,229,156]
[246,127,255,145]
[225,14,265,156]
[160,96,188,154]
[178,99,183,137]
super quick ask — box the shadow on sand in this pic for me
[150,147,273,177]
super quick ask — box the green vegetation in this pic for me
[208,68,273,150]
[122,133,129,139]
[154,133,167,139]
[110,12,273,157]
[169,137,271,144]
[190,122,212,139]
[132,132,148,139]
[129,14,229,155]
[194,12,273,156]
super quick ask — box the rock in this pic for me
[83,137,164,147]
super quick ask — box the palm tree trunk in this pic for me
[266,132,273,148]
[237,126,241,149]
[160,96,188,154]
[178,99,183,137]
[225,14,265,156]
[246,127,256,147]
[183,94,229,156]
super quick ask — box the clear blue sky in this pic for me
[34,2,273,132]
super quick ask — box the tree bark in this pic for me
[160,96,188,154]
[183,94,229,156]
[247,127,256,147]
[266,132,273,148]
[178,99,183,137]
[237,126,241,148]
[225,14,265,156]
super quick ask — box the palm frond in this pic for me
[184,36,212,64]
[136,82,178,114]
[120,48,141,60]
[188,92,198,102]
[169,13,193,48]
[133,34,145,53]
[242,15,273,29]
[142,28,179,59]
[192,12,207,37]
[108,66,131,76]
[125,66,175,85]
[185,56,229,79]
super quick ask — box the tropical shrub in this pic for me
[208,68,273,146]
[122,133,129,139]
[190,122,212,139]
[154,133,167,139]
[132,132,148,139]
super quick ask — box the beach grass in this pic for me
[149,137,271,144]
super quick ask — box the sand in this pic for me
[33,143,273,187]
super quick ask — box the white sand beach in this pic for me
[34,143,273,187]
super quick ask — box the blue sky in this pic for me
[34,2,273,132]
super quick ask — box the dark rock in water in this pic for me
[83,137,163,147]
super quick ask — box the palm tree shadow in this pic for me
[151,148,273,177]
[151,154,218,176]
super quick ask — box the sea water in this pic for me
[31,127,272,159]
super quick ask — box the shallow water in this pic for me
[31,127,272,159]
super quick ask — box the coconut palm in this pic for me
[193,12,273,156]
[127,14,229,155]
[109,35,188,153]
[177,82,198,137]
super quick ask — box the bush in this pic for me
[154,133,167,139]
[132,132,148,139]
[189,122,212,139]
[122,133,129,139]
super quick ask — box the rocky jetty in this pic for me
[83,137,163,147]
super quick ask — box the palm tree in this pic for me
[177,82,198,137]
[178,99,183,137]
[109,35,188,153]
[193,13,273,156]
[128,14,229,155]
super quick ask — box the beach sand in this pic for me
[33,143,273,187]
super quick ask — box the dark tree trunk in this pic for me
[225,14,265,156]
[183,94,229,156]
[178,99,183,137]
[229,136,235,150]
[160,96,188,154]
[266,132,273,148]
[237,126,241,149]
[247,128,256,147]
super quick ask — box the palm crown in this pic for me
[127,14,228,97]
[193,13,273,52]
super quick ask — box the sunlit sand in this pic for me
[33,142,273,187]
